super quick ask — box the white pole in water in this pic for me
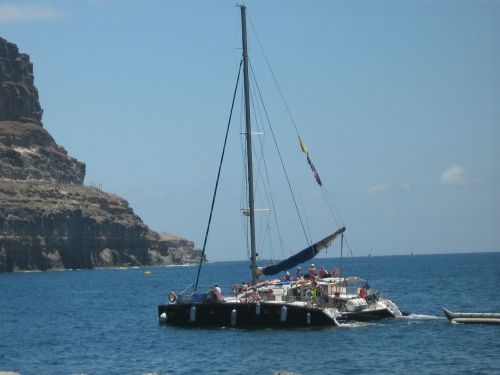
[231,309,237,326]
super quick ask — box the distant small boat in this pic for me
[443,307,500,325]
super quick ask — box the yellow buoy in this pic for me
[144,271,151,276]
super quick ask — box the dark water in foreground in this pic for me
[1,252,499,374]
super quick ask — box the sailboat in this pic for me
[158,5,401,327]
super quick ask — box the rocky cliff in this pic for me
[0,38,42,124]
[0,36,203,272]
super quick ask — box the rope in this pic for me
[194,60,242,293]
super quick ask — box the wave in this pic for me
[339,321,377,328]
[400,313,445,320]
[165,263,198,268]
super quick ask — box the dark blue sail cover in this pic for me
[258,226,346,277]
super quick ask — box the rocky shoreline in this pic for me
[0,36,204,272]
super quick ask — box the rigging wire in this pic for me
[299,196,313,249]
[339,233,344,279]
[239,81,251,267]
[235,70,252,269]
[320,188,343,229]
[249,15,356,260]
[248,16,301,137]
[248,63,287,260]
[194,60,242,293]
[249,59,312,248]
[321,185,355,257]
[247,69,269,260]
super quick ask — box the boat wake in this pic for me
[165,263,198,268]
[400,313,445,321]
[338,321,377,328]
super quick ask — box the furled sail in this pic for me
[257,226,346,277]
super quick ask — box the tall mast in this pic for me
[240,5,258,285]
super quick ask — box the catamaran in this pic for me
[158,5,401,328]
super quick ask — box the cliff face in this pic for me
[0,37,202,272]
[0,121,85,184]
[0,36,84,184]
[0,37,42,124]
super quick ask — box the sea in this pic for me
[1,252,499,375]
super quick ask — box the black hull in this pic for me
[158,302,337,328]
[341,308,396,321]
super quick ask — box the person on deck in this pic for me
[249,287,262,302]
[331,266,339,277]
[308,264,317,278]
[319,266,328,278]
[359,286,367,299]
[295,266,302,280]
[284,271,292,281]
[310,281,323,306]
[212,283,222,302]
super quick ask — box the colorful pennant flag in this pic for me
[299,137,323,186]
[307,154,322,186]
[299,137,309,154]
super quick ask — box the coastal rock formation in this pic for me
[0,36,202,272]
[0,180,203,271]
[0,36,85,184]
[154,232,202,264]
[0,121,86,184]
[0,37,42,124]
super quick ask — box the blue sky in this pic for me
[1,0,499,261]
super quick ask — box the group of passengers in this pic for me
[213,263,342,304]
[287,263,344,306]
[293,264,340,280]
[211,282,260,303]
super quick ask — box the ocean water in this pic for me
[1,252,499,375]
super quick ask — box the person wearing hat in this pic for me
[308,264,317,278]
